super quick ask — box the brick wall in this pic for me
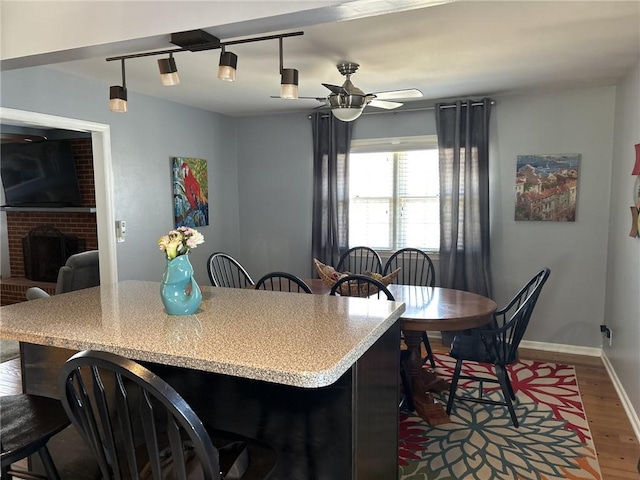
[4,138,97,278]
[1,279,56,306]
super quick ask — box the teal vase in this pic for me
[160,255,202,315]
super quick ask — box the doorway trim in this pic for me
[0,107,117,285]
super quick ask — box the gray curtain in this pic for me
[311,112,353,270]
[436,98,493,298]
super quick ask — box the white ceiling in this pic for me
[45,1,640,117]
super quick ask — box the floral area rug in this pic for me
[399,353,602,480]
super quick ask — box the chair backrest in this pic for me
[255,272,312,293]
[329,274,395,301]
[336,247,382,275]
[58,350,221,480]
[207,252,254,288]
[56,250,100,294]
[383,248,435,287]
[487,268,551,365]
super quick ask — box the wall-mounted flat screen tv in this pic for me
[0,140,82,207]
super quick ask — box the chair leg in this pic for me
[504,368,517,401]
[37,446,61,480]
[421,332,436,369]
[400,359,414,411]
[496,365,519,427]
[446,360,463,415]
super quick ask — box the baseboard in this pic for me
[518,339,602,357]
[426,333,602,357]
[601,351,640,442]
[427,332,602,357]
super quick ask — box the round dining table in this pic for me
[305,279,497,424]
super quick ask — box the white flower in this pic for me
[158,228,204,260]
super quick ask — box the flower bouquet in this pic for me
[158,227,205,260]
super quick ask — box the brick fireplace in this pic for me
[1,138,97,305]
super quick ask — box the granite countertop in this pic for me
[0,280,405,388]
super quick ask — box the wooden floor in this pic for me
[1,346,639,479]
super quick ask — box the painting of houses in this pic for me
[515,154,580,221]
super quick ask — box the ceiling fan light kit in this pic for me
[331,106,364,122]
[328,92,365,121]
[105,29,303,112]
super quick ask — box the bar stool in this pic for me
[1,394,70,479]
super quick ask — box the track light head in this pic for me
[158,54,180,86]
[280,68,299,99]
[218,51,238,82]
[109,85,128,113]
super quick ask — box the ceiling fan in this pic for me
[273,62,423,122]
[319,62,422,121]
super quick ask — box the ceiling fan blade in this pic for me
[368,99,403,110]
[322,83,348,95]
[372,89,423,100]
[270,96,327,102]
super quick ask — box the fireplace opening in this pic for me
[22,225,85,282]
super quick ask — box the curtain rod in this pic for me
[307,99,496,119]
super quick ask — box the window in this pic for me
[349,136,439,252]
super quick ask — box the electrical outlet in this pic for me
[115,220,126,243]
[600,324,612,346]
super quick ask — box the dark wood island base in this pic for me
[21,323,400,480]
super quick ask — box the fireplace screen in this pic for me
[22,226,85,282]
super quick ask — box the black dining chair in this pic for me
[384,248,437,369]
[255,272,312,293]
[1,394,71,480]
[329,274,392,300]
[58,349,277,480]
[445,268,551,427]
[207,252,255,288]
[336,247,382,275]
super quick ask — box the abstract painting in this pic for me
[172,157,209,228]
[515,154,580,221]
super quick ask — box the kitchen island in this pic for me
[0,280,405,479]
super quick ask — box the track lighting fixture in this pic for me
[279,38,298,99]
[109,59,127,113]
[157,53,180,86]
[217,47,238,82]
[106,29,303,112]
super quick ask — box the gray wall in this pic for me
[235,114,314,280]
[0,66,240,287]
[605,61,640,419]
[491,87,615,348]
